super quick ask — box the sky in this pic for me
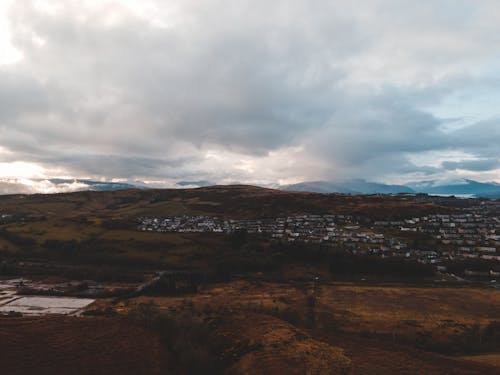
[0,0,500,193]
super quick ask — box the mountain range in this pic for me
[1,177,500,198]
[283,178,500,198]
[282,179,414,195]
[47,179,137,191]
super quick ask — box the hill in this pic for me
[0,184,450,220]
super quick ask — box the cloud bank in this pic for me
[0,0,499,192]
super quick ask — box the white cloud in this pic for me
[0,0,23,65]
[0,161,45,179]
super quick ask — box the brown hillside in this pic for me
[0,184,451,220]
[213,312,351,375]
[0,316,170,375]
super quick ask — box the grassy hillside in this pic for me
[0,185,452,219]
[1,187,499,374]
[0,185,455,279]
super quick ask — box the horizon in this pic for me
[1,176,499,198]
[1,1,500,194]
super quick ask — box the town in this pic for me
[138,203,500,276]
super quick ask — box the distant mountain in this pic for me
[408,179,500,198]
[176,180,215,187]
[3,176,500,198]
[283,178,500,198]
[283,179,415,195]
[48,179,139,191]
[57,178,500,197]
[283,181,358,194]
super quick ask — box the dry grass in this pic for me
[460,354,500,368]
[316,285,500,347]
[6,220,102,243]
[0,184,452,220]
[215,312,351,375]
[0,316,170,375]
[112,281,500,374]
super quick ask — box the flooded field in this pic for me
[0,279,94,315]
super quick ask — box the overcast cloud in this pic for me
[0,0,499,192]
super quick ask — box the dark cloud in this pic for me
[451,119,500,158]
[45,154,198,179]
[0,69,48,120]
[442,159,499,172]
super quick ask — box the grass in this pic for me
[0,185,458,268]
[323,284,500,320]
[6,221,102,243]
[117,281,500,345]
[460,354,500,368]
[0,316,170,374]
[98,230,189,245]
[107,280,500,374]
[2,187,498,373]
[313,284,500,354]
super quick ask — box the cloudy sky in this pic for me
[0,0,499,193]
